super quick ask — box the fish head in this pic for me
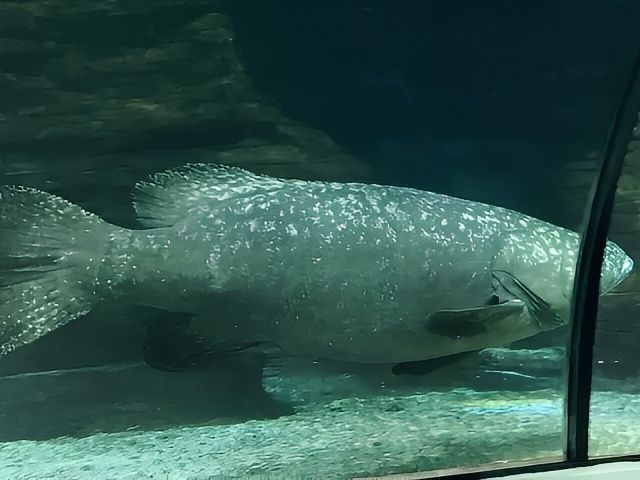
[599,240,634,295]
[493,230,633,332]
[500,222,633,302]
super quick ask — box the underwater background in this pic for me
[1,1,640,478]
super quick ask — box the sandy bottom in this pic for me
[0,362,638,480]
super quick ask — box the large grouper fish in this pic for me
[0,163,634,370]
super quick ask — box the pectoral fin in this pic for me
[425,301,524,339]
[491,270,564,331]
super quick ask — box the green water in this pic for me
[2,1,640,479]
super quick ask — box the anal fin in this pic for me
[392,350,479,376]
[143,313,261,372]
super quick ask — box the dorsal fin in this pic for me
[133,163,284,228]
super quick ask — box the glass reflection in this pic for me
[589,113,640,458]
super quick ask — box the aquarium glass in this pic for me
[0,1,639,479]
[589,111,640,458]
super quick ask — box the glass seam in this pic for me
[566,48,640,461]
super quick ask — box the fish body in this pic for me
[0,164,633,365]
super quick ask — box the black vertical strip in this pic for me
[567,50,640,461]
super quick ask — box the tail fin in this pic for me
[0,185,112,354]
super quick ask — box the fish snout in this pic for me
[600,241,634,294]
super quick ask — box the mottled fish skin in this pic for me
[93,166,632,364]
[0,165,633,361]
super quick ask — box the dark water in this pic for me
[1,1,640,477]
[229,1,639,214]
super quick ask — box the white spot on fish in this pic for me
[384,202,398,215]
[532,244,549,263]
[286,224,298,236]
